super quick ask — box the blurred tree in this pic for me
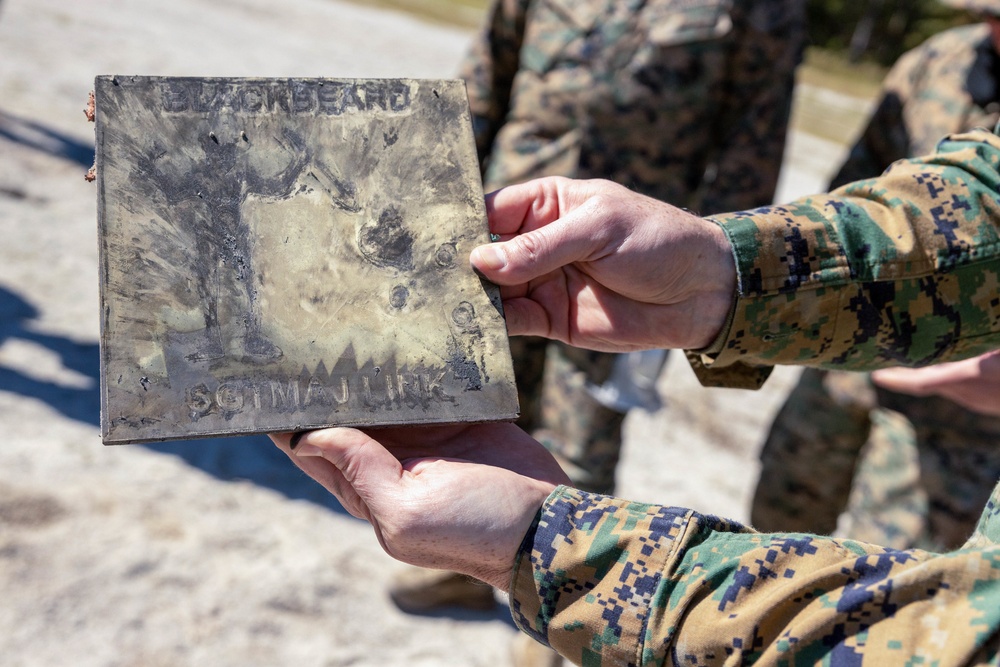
[807,0,972,65]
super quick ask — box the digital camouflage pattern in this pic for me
[752,24,1000,549]
[831,24,1000,189]
[533,344,623,494]
[841,388,1000,550]
[750,369,877,536]
[462,0,804,209]
[510,129,1000,665]
[692,129,1000,380]
[752,369,1000,550]
[461,0,805,492]
[511,484,1000,666]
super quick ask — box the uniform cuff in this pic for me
[509,486,692,665]
[682,216,774,389]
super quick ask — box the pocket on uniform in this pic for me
[645,0,733,46]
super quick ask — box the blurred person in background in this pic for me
[388,5,805,663]
[751,0,1000,551]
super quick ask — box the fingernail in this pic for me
[289,431,309,450]
[295,444,324,458]
[472,244,506,271]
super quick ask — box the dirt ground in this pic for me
[0,1,858,665]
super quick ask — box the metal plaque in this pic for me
[95,76,518,444]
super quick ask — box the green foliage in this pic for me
[358,0,489,29]
[807,0,974,66]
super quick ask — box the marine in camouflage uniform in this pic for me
[513,127,1000,666]
[390,0,806,623]
[751,11,1000,550]
[463,0,805,496]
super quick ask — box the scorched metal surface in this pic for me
[95,76,518,444]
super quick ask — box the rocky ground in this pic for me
[0,1,859,665]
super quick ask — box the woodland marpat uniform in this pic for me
[512,483,1000,666]
[841,389,1000,549]
[463,0,804,210]
[833,23,1000,186]
[752,20,1000,550]
[693,131,1000,380]
[461,0,805,493]
[753,368,1000,550]
[511,129,1000,666]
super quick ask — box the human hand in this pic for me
[871,350,1000,417]
[471,177,737,352]
[269,424,570,591]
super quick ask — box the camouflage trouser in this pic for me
[510,337,625,495]
[752,368,1000,550]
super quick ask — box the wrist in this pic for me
[471,479,556,593]
[688,218,738,348]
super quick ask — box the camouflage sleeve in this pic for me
[690,129,1000,384]
[509,484,1000,666]
[966,486,1000,549]
[456,0,530,170]
[697,1,805,214]
[828,45,924,189]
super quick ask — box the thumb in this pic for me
[471,204,607,286]
[295,427,403,518]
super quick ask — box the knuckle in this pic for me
[512,231,545,264]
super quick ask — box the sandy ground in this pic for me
[0,1,859,665]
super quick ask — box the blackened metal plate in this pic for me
[95,76,518,444]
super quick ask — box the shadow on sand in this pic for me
[0,109,95,167]
[0,285,350,516]
[1,285,520,622]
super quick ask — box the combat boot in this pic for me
[510,631,564,667]
[388,566,496,613]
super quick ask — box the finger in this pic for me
[484,178,565,236]
[499,297,553,338]
[289,430,311,450]
[479,178,614,286]
[978,349,1000,370]
[871,361,976,395]
[268,432,369,520]
[870,367,935,396]
[290,428,405,516]
[472,206,607,287]
[498,274,632,347]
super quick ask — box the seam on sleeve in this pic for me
[633,510,700,667]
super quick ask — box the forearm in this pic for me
[510,487,699,665]
[511,485,1000,666]
[697,130,1000,376]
